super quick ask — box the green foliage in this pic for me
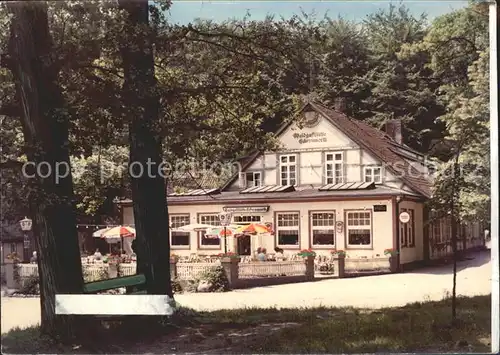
[170,279,183,294]
[426,2,489,224]
[82,267,109,282]
[19,275,40,295]
[0,1,490,225]
[196,265,230,292]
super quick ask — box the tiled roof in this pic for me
[221,101,432,198]
[310,102,431,198]
[164,170,229,196]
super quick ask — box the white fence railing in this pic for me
[345,258,390,273]
[238,261,305,278]
[176,262,219,280]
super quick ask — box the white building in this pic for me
[119,101,485,270]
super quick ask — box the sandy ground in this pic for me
[1,251,492,334]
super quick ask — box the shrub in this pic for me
[83,267,109,282]
[196,265,229,292]
[171,278,183,293]
[319,263,335,273]
[181,279,198,293]
[19,275,39,295]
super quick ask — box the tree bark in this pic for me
[118,0,172,296]
[6,1,84,339]
[450,151,460,323]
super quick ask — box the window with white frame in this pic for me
[311,212,335,246]
[233,215,261,225]
[170,214,190,247]
[400,208,415,248]
[276,212,299,246]
[280,155,297,186]
[245,172,262,188]
[325,152,344,184]
[364,166,382,183]
[199,214,221,247]
[346,211,372,246]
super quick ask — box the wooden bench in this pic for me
[83,274,147,294]
[55,274,175,316]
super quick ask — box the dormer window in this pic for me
[325,152,344,184]
[280,154,297,186]
[364,166,382,184]
[245,172,262,188]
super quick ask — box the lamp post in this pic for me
[19,217,33,263]
[218,211,233,254]
[395,195,403,272]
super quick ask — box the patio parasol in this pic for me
[174,223,216,232]
[235,223,273,235]
[100,226,135,240]
[98,226,135,255]
[204,225,240,238]
[93,227,111,238]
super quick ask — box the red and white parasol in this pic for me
[99,226,135,242]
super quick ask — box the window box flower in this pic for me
[218,252,240,262]
[383,248,399,256]
[218,252,239,258]
[297,249,316,257]
[330,249,346,257]
[6,252,21,263]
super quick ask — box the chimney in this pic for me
[165,182,174,195]
[334,97,347,113]
[386,119,403,144]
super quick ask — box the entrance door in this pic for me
[237,235,251,255]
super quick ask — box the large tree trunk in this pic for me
[118,0,172,296]
[6,1,84,339]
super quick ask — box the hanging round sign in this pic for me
[399,211,410,224]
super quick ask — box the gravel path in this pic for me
[1,251,492,334]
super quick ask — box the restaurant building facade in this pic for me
[119,101,485,269]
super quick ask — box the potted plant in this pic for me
[218,252,240,262]
[384,248,399,272]
[170,253,179,263]
[6,252,21,263]
[330,249,346,258]
[297,249,316,258]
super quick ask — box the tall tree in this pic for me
[118,0,171,295]
[427,3,489,323]
[360,4,445,151]
[2,1,84,339]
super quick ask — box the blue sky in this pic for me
[167,1,469,24]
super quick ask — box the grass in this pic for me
[1,295,491,354]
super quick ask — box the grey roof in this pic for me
[221,101,432,198]
[119,186,421,205]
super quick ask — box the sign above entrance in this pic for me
[399,211,410,224]
[223,206,269,213]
